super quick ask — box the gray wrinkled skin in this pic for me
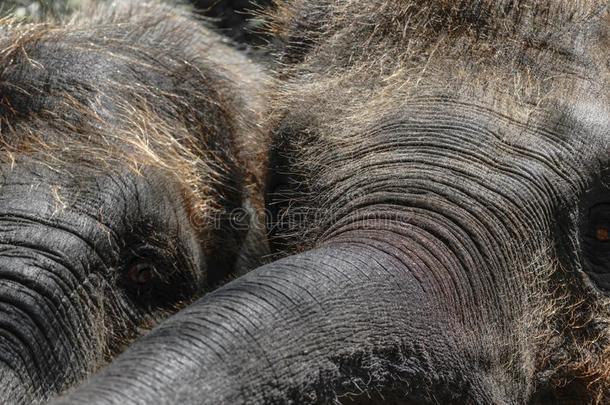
[48,1,610,404]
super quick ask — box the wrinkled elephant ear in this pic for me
[49,237,507,405]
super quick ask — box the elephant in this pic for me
[0,1,269,403]
[52,0,610,404]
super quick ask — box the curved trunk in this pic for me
[51,230,526,405]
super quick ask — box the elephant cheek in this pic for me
[0,258,111,405]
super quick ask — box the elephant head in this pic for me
[52,1,610,404]
[0,1,268,403]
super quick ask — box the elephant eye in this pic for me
[588,204,610,244]
[594,225,610,242]
[120,245,171,300]
[127,263,156,286]
[581,201,610,292]
[120,243,198,309]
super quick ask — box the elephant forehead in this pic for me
[0,163,185,236]
[344,96,608,161]
[297,96,609,216]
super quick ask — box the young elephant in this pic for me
[52,1,610,404]
[0,1,268,403]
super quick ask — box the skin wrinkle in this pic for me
[210,307,283,398]
[167,322,272,400]
[326,248,464,396]
[0,222,114,361]
[2,241,84,286]
[422,202,512,296]
[336,235,431,294]
[0,341,33,402]
[407,215,497,313]
[211,293,282,335]
[265,269,328,314]
[2,258,75,326]
[296,128,548,396]
[192,317,244,358]
[344,228,486,326]
[0,299,87,401]
[300,153,552,254]
[0,258,85,366]
[334,208,493,305]
[0,210,115,271]
[282,113,548,227]
[458,103,587,193]
[37,272,105,354]
[328,179,524,237]
[405,182,517,270]
[351,235,465,328]
[332,200,500,281]
[0,306,46,383]
[242,256,374,399]
[246,279,302,307]
[0,218,107,281]
[362,229,453,291]
[326,120,559,211]
[0,283,67,367]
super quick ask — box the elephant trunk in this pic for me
[50,229,529,404]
